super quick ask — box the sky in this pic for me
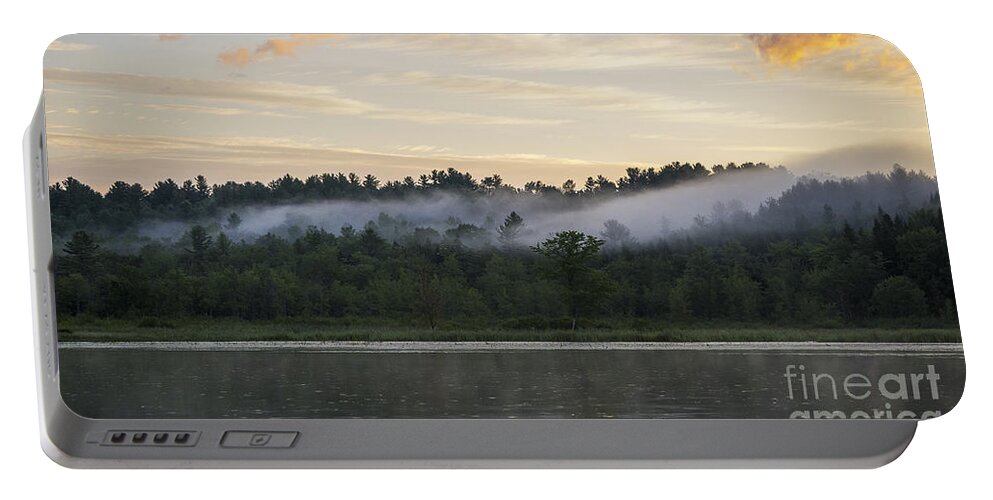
[43,34,935,191]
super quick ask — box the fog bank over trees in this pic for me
[49,161,940,251]
[211,165,795,248]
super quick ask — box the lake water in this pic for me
[58,343,965,419]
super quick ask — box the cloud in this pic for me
[46,68,372,114]
[362,70,896,131]
[711,144,817,154]
[218,34,339,66]
[748,34,865,67]
[841,44,921,95]
[366,108,568,126]
[45,132,638,189]
[746,34,921,96]
[395,145,452,153]
[48,40,95,52]
[143,103,298,118]
[157,34,185,42]
[787,142,935,177]
[364,71,714,113]
[45,68,560,127]
[630,133,727,144]
[217,48,253,66]
[350,34,740,71]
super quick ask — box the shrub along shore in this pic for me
[56,318,962,343]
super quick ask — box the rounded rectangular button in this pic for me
[220,431,298,448]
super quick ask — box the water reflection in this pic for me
[59,348,965,419]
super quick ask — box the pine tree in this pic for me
[63,231,99,275]
[497,211,525,246]
[186,225,213,275]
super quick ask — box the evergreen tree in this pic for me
[62,231,100,276]
[185,225,213,275]
[532,231,615,328]
[497,211,525,246]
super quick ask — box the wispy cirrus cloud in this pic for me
[395,145,452,154]
[349,34,740,71]
[47,132,603,167]
[368,108,567,126]
[143,103,298,118]
[218,34,340,66]
[363,70,909,131]
[48,40,95,52]
[44,68,564,126]
[46,68,372,115]
[630,133,711,141]
[46,132,632,189]
[363,71,715,113]
[709,144,818,154]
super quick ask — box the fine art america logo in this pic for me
[784,364,945,419]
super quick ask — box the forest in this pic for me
[49,162,960,341]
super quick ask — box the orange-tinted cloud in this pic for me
[158,34,185,42]
[218,34,338,66]
[834,42,920,95]
[218,47,253,66]
[749,34,865,67]
[748,34,920,95]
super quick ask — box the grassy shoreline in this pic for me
[57,319,962,343]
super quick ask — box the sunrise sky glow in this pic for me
[43,34,933,189]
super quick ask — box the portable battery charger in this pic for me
[26,34,965,468]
